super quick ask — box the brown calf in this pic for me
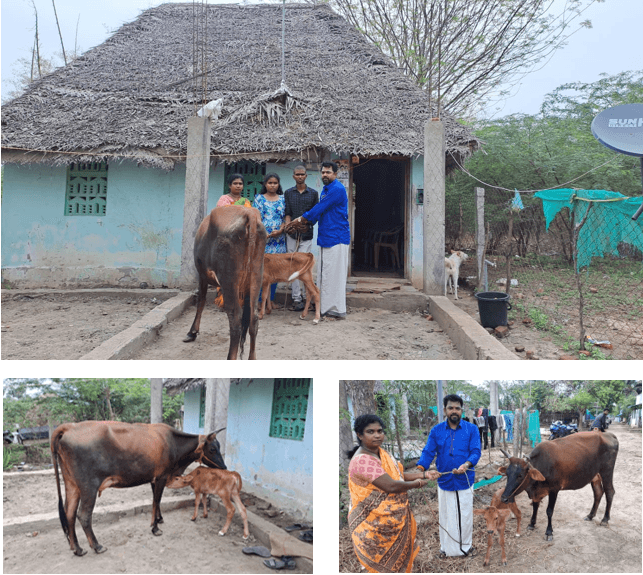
[490,485,522,536]
[474,506,512,566]
[166,466,249,539]
[259,252,320,324]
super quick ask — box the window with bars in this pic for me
[269,379,310,441]
[65,162,108,216]
[224,161,265,202]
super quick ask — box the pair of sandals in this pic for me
[285,523,312,543]
[242,547,296,570]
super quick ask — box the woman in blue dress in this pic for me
[253,173,286,302]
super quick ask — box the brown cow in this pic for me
[167,466,249,539]
[499,432,619,541]
[183,206,267,360]
[474,506,512,566]
[259,252,320,324]
[51,421,226,556]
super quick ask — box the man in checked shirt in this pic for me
[416,394,481,558]
[284,165,319,311]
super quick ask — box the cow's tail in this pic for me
[51,425,70,540]
[235,471,243,493]
[239,211,259,358]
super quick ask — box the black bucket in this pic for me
[474,291,512,328]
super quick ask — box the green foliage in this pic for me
[3,379,184,427]
[3,447,21,471]
[446,71,643,247]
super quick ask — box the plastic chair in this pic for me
[374,225,403,269]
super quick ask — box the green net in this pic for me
[535,189,643,270]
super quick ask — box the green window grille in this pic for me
[224,161,265,202]
[269,379,310,441]
[65,162,108,216]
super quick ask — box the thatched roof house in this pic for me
[1,3,478,290]
[1,2,477,168]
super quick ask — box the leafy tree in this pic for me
[323,0,602,117]
[3,379,183,428]
[445,71,643,252]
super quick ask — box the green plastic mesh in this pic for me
[535,189,643,270]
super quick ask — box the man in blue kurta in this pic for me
[290,161,350,318]
[416,394,481,557]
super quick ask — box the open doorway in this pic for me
[352,158,407,278]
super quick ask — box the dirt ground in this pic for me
[339,423,642,573]
[129,303,462,360]
[1,290,462,360]
[3,466,312,574]
[1,291,175,360]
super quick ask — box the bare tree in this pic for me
[52,0,67,65]
[325,0,600,117]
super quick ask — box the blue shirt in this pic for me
[302,178,350,248]
[416,420,481,491]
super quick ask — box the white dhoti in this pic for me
[437,486,473,556]
[286,235,313,303]
[317,243,349,317]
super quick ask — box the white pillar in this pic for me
[150,378,163,424]
[423,120,445,295]
[179,116,211,288]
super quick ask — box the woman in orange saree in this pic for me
[347,414,429,573]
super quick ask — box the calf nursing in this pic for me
[166,467,249,539]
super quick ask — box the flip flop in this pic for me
[242,546,271,558]
[297,529,313,543]
[284,523,311,532]
[263,556,297,570]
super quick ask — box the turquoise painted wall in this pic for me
[1,161,321,287]
[226,379,313,520]
[410,157,424,289]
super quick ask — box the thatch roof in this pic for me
[164,378,243,395]
[1,3,479,169]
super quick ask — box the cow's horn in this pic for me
[214,427,226,435]
[499,448,511,459]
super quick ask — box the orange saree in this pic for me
[348,449,419,573]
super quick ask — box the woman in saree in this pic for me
[347,414,429,573]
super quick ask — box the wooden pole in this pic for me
[475,188,485,288]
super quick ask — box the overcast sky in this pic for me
[1,0,641,117]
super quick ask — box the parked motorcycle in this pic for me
[549,420,578,440]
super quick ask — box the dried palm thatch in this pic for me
[164,378,242,395]
[1,3,479,169]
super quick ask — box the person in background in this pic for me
[253,173,286,302]
[284,165,319,312]
[591,408,610,432]
[217,173,246,206]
